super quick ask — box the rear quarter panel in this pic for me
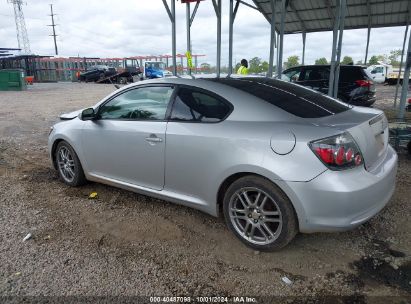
[164,121,335,216]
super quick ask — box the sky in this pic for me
[0,0,409,67]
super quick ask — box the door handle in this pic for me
[145,134,163,144]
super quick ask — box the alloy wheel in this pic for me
[57,146,76,183]
[229,187,283,245]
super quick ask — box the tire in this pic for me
[55,141,87,187]
[223,175,298,251]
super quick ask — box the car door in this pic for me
[81,85,174,190]
[370,66,385,83]
[164,86,233,200]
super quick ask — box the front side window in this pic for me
[98,86,173,120]
[170,87,231,122]
[283,68,301,82]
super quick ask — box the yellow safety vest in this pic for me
[237,65,249,75]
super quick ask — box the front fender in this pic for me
[48,119,85,170]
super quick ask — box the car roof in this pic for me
[283,64,363,71]
[101,77,302,122]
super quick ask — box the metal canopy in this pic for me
[162,0,411,120]
[252,0,411,34]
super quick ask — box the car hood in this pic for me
[59,109,83,120]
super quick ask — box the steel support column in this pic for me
[328,0,346,98]
[364,27,371,64]
[229,0,234,75]
[214,0,222,77]
[171,0,176,75]
[186,2,191,75]
[328,11,340,96]
[333,0,346,98]
[364,0,371,64]
[276,32,279,75]
[277,0,286,79]
[398,28,411,120]
[268,0,276,78]
[162,0,177,75]
[302,31,306,65]
[394,24,410,108]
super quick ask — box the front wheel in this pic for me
[223,176,298,251]
[55,141,87,186]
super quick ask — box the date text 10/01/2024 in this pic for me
[149,296,257,303]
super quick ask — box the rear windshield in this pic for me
[340,66,367,82]
[208,78,350,118]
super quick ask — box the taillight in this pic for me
[309,132,363,170]
[355,79,373,88]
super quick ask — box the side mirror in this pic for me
[81,108,96,121]
[371,70,376,74]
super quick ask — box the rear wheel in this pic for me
[55,141,86,186]
[223,176,298,251]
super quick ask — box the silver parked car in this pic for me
[48,77,397,250]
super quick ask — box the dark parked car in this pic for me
[282,65,376,106]
[79,65,117,82]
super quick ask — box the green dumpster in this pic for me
[0,69,27,91]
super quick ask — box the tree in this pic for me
[315,57,328,65]
[284,55,299,69]
[341,56,353,65]
[248,57,262,74]
[388,49,402,67]
[368,55,379,65]
[260,61,269,73]
[356,60,363,65]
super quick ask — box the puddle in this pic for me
[353,257,411,293]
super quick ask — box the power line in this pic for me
[47,3,58,55]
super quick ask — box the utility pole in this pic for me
[8,0,31,54]
[48,4,58,55]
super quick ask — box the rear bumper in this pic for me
[350,94,376,107]
[286,145,397,233]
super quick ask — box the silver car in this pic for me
[48,77,398,250]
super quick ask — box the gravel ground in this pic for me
[0,82,410,302]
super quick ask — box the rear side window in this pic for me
[170,87,231,122]
[340,67,366,82]
[210,78,350,118]
[301,67,329,81]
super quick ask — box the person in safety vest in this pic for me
[237,59,249,75]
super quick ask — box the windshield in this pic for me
[145,62,165,70]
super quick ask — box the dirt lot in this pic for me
[0,82,410,302]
